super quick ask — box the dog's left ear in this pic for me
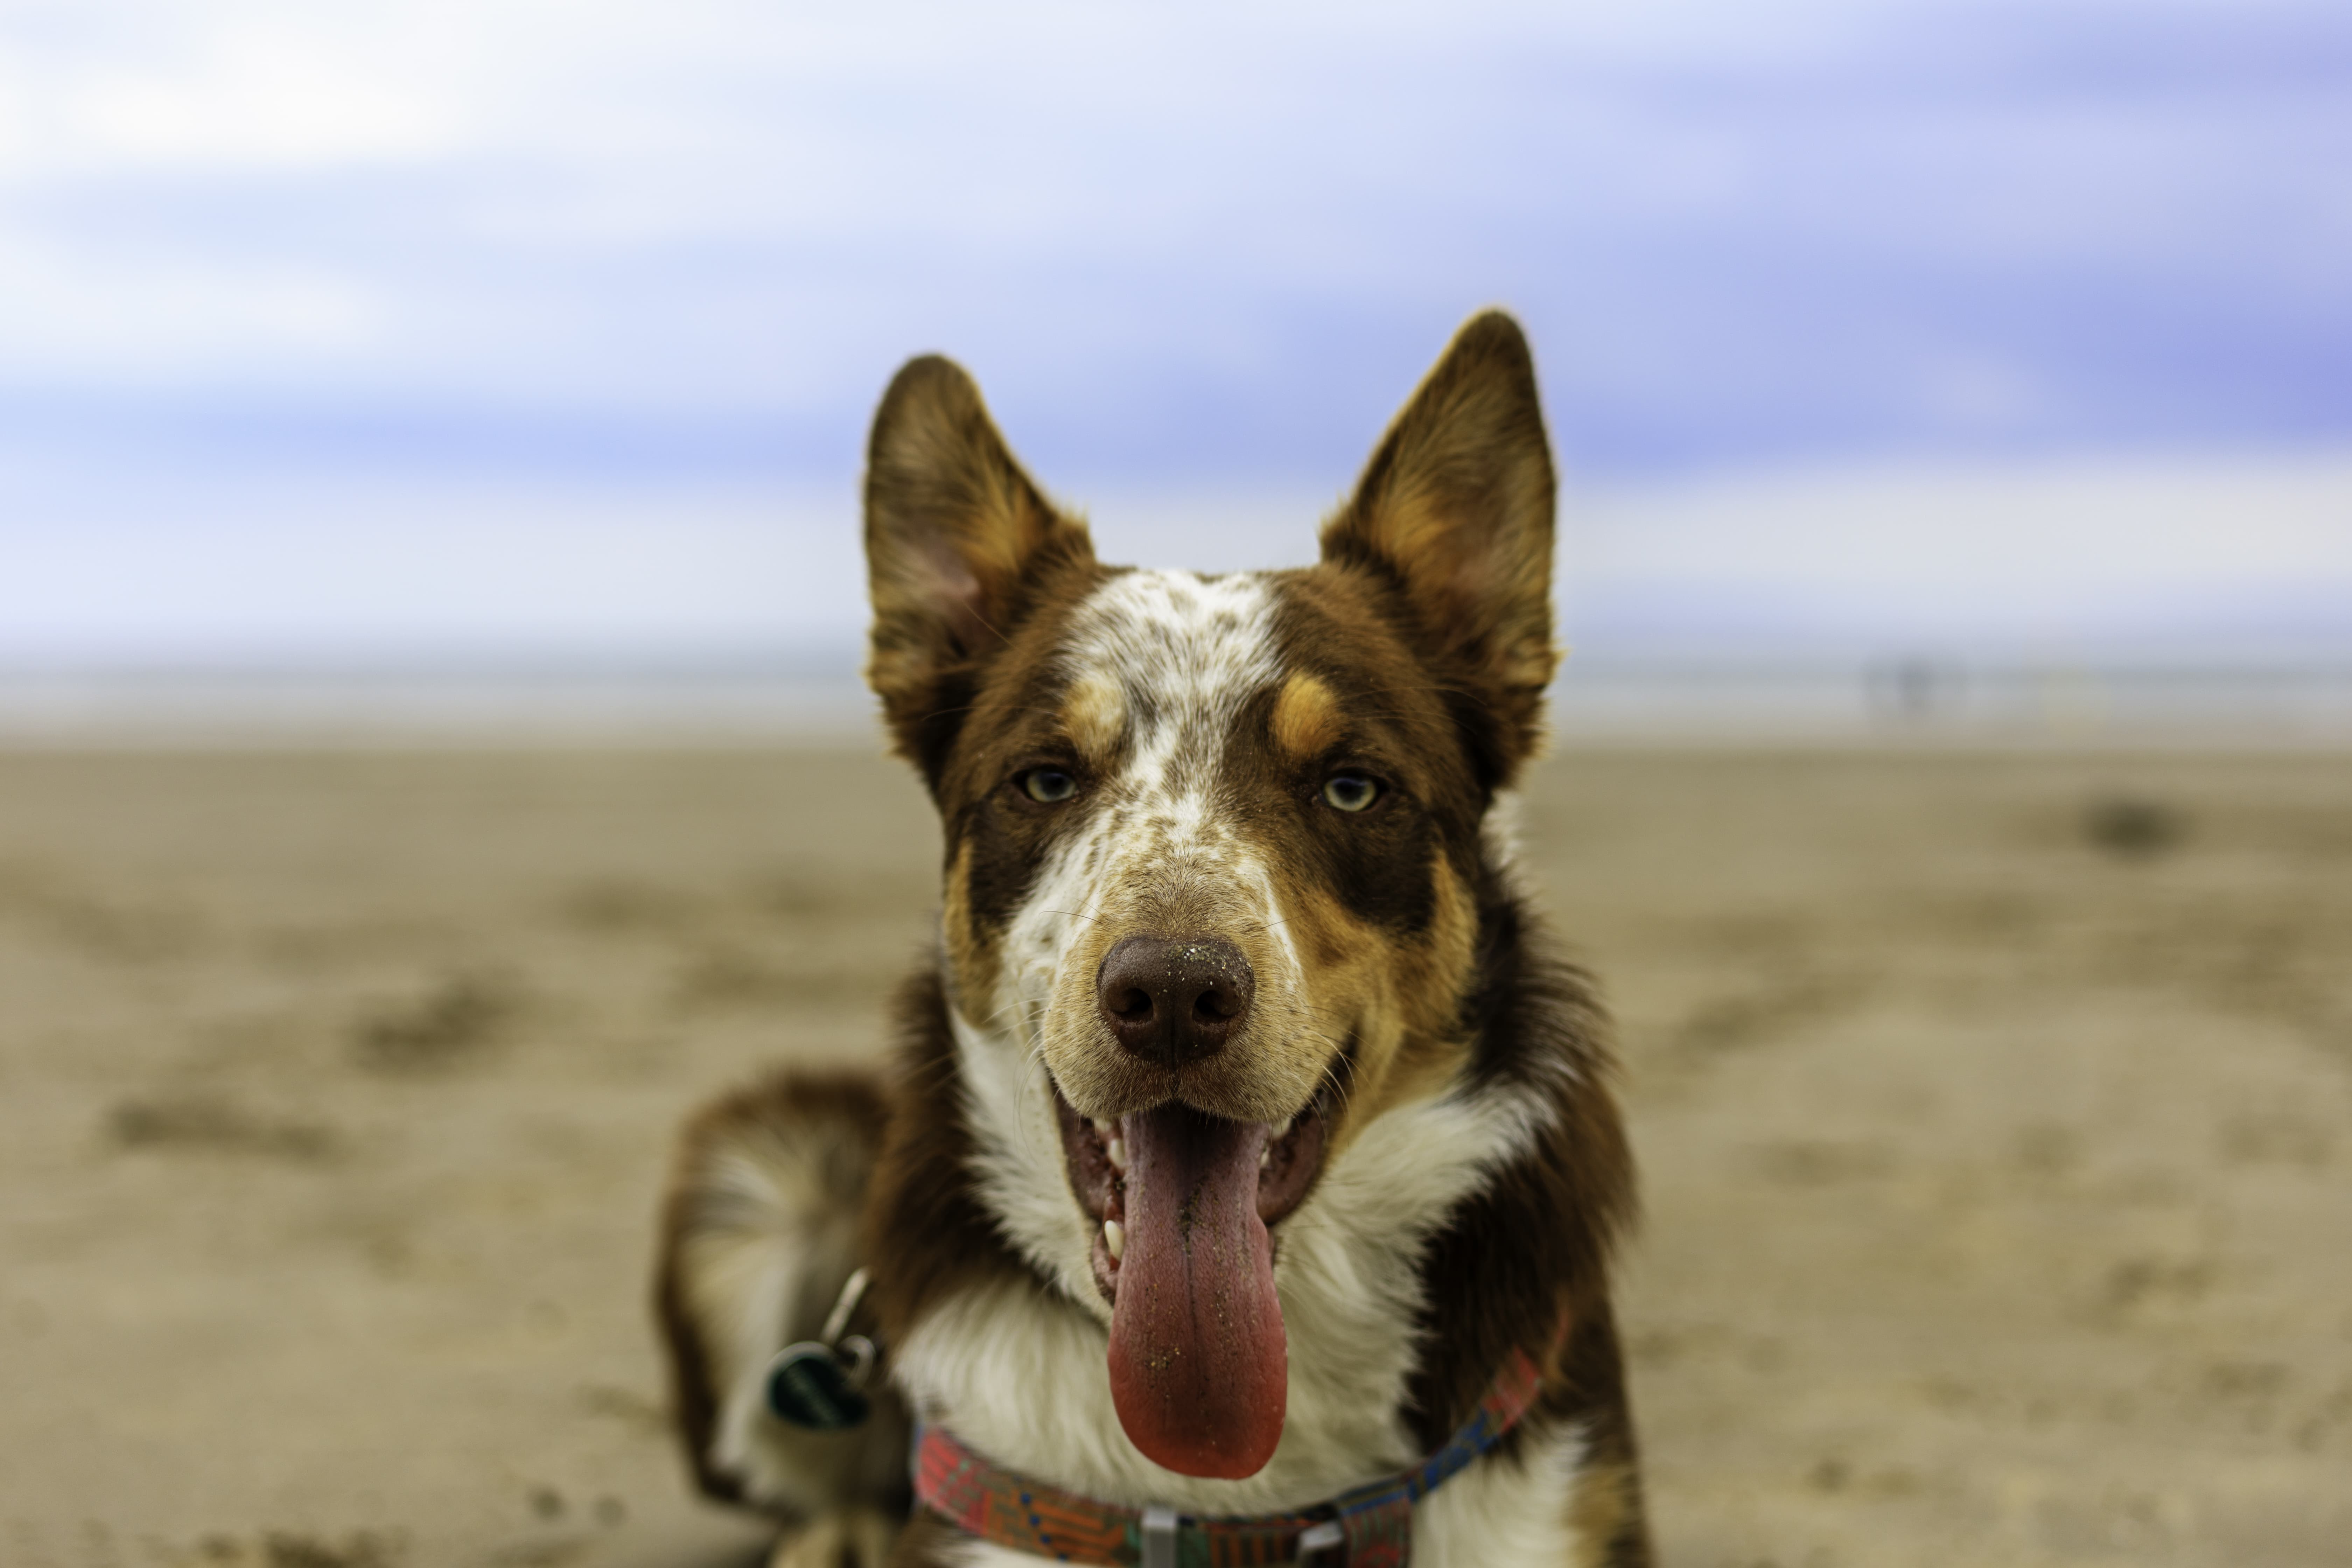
[864,355,1096,778]
[1321,310,1558,784]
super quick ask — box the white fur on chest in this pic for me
[891,1006,1562,1519]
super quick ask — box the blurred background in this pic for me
[3,0,2346,740]
[4,6,2351,1568]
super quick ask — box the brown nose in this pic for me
[1095,935,1255,1067]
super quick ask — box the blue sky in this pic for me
[1,0,2346,663]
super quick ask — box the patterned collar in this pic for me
[911,1334,1552,1568]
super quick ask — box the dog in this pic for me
[656,310,1649,1566]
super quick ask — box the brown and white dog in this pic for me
[657,311,1648,1566]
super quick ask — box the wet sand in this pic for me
[1,747,2345,1567]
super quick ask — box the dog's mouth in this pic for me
[1053,1080,1333,1480]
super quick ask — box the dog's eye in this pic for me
[1020,768,1079,804]
[1321,774,1380,813]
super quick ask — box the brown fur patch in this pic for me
[938,840,998,1026]
[1324,844,1485,1133]
[1396,892,1637,1455]
[1268,671,1342,762]
[859,969,1030,1345]
[1057,670,1128,769]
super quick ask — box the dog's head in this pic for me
[864,312,1557,1481]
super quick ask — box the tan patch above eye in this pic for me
[1270,672,1343,762]
[1060,671,1128,762]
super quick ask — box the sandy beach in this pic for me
[1,744,2345,1568]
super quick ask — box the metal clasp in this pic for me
[761,1267,880,1430]
[1296,1520,1345,1560]
[820,1267,870,1348]
[821,1266,876,1387]
[1141,1506,1179,1568]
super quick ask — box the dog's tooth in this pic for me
[1259,1147,1270,1169]
[1104,1219,1125,1261]
[1091,1118,1112,1137]
[1106,1137,1127,1170]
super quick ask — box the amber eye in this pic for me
[1321,773,1380,813]
[1020,768,1079,804]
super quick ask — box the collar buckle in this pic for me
[1297,1520,1346,1560]
[1140,1505,1178,1568]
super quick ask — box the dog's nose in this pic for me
[1095,936,1255,1067]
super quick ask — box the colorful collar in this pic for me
[912,1338,1548,1568]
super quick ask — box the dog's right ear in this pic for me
[863,356,1094,774]
[1320,311,1556,788]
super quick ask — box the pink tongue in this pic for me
[1106,1105,1286,1479]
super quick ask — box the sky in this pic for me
[1,0,2347,666]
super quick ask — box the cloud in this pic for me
[1,0,2346,664]
[0,0,2340,469]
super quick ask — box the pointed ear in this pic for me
[863,355,1095,771]
[1319,310,1558,782]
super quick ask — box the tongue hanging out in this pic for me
[1106,1104,1286,1478]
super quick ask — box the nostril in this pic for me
[1096,933,1253,1065]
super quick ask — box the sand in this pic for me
[1,746,2345,1568]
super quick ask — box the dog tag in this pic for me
[765,1339,873,1431]
[765,1268,878,1431]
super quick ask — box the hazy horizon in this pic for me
[6,451,2347,671]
